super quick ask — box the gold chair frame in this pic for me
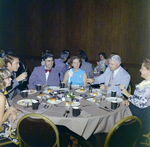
[17,113,60,147]
[104,116,142,147]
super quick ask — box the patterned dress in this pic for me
[0,92,18,145]
[128,80,150,146]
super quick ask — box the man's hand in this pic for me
[100,84,108,91]
[16,72,27,82]
[87,78,95,84]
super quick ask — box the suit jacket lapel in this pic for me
[40,66,46,84]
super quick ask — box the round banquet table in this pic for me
[12,88,132,140]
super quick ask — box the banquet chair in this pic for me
[17,113,70,147]
[0,137,14,146]
[79,116,142,147]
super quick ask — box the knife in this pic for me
[98,106,111,112]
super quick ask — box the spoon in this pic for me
[66,110,70,117]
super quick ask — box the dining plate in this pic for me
[75,96,83,100]
[105,97,123,103]
[76,89,86,93]
[17,99,38,106]
[27,90,37,95]
[92,89,102,93]
[49,86,60,90]
[37,94,50,99]
[71,85,80,89]
[71,102,80,106]
[47,99,61,104]
[90,93,101,96]
[87,98,95,102]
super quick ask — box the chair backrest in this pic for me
[104,116,142,147]
[17,113,60,147]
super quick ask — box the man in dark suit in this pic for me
[28,54,63,89]
[87,55,130,96]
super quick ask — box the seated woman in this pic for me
[95,52,107,74]
[120,58,150,146]
[0,69,18,145]
[63,56,87,86]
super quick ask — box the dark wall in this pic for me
[1,0,150,88]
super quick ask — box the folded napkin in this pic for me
[80,110,92,117]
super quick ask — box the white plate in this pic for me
[27,90,37,95]
[71,85,80,89]
[47,99,61,104]
[105,97,123,103]
[90,93,101,96]
[71,102,80,106]
[49,86,60,90]
[37,94,50,99]
[43,90,52,94]
[87,98,95,102]
[17,99,38,106]
[92,89,102,93]
[75,96,83,100]
[76,89,86,93]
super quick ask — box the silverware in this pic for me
[104,106,113,112]
[66,110,70,117]
[63,110,67,116]
[98,106,111,112]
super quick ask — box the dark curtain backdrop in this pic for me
[0,0,150,88]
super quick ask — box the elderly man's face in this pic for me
[109,59,120,71]
[44,57,53,69]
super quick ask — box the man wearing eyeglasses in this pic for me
[28,54,63,89]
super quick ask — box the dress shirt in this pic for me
[113,66,121,78]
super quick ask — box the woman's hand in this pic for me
[97,62,100,66]
[120,84,131,97]
[10,112,17,123]
[121,100,130,107]
[87,78,95,84]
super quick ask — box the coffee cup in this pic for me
[60,82,65,88]
[72,107,81,117]
[21,90,28,98]
[32,101,39,110]
[111,90,116,97]
[111,101,119,110]
[35,84,41,91]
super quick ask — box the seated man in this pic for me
[78,51,94,78]
[87,55,130,96]
[54,50,69,76]
[28,54,63,89]
[4,55,27,101]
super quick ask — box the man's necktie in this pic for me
[45,69,51,73]
[108,71,114,87]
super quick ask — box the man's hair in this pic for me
[0,69,11,89]
[143,58,150,71]
[78,52,87,60]
[59,50,69,59]
[4,55,19,67]
[110,55,121,63]
[42,53,53,61]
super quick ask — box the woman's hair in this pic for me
[4,55,18,67]
[70,56,81,65]
[0,69,11,89]
[143,58,150,71]
[99,52,107,59]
